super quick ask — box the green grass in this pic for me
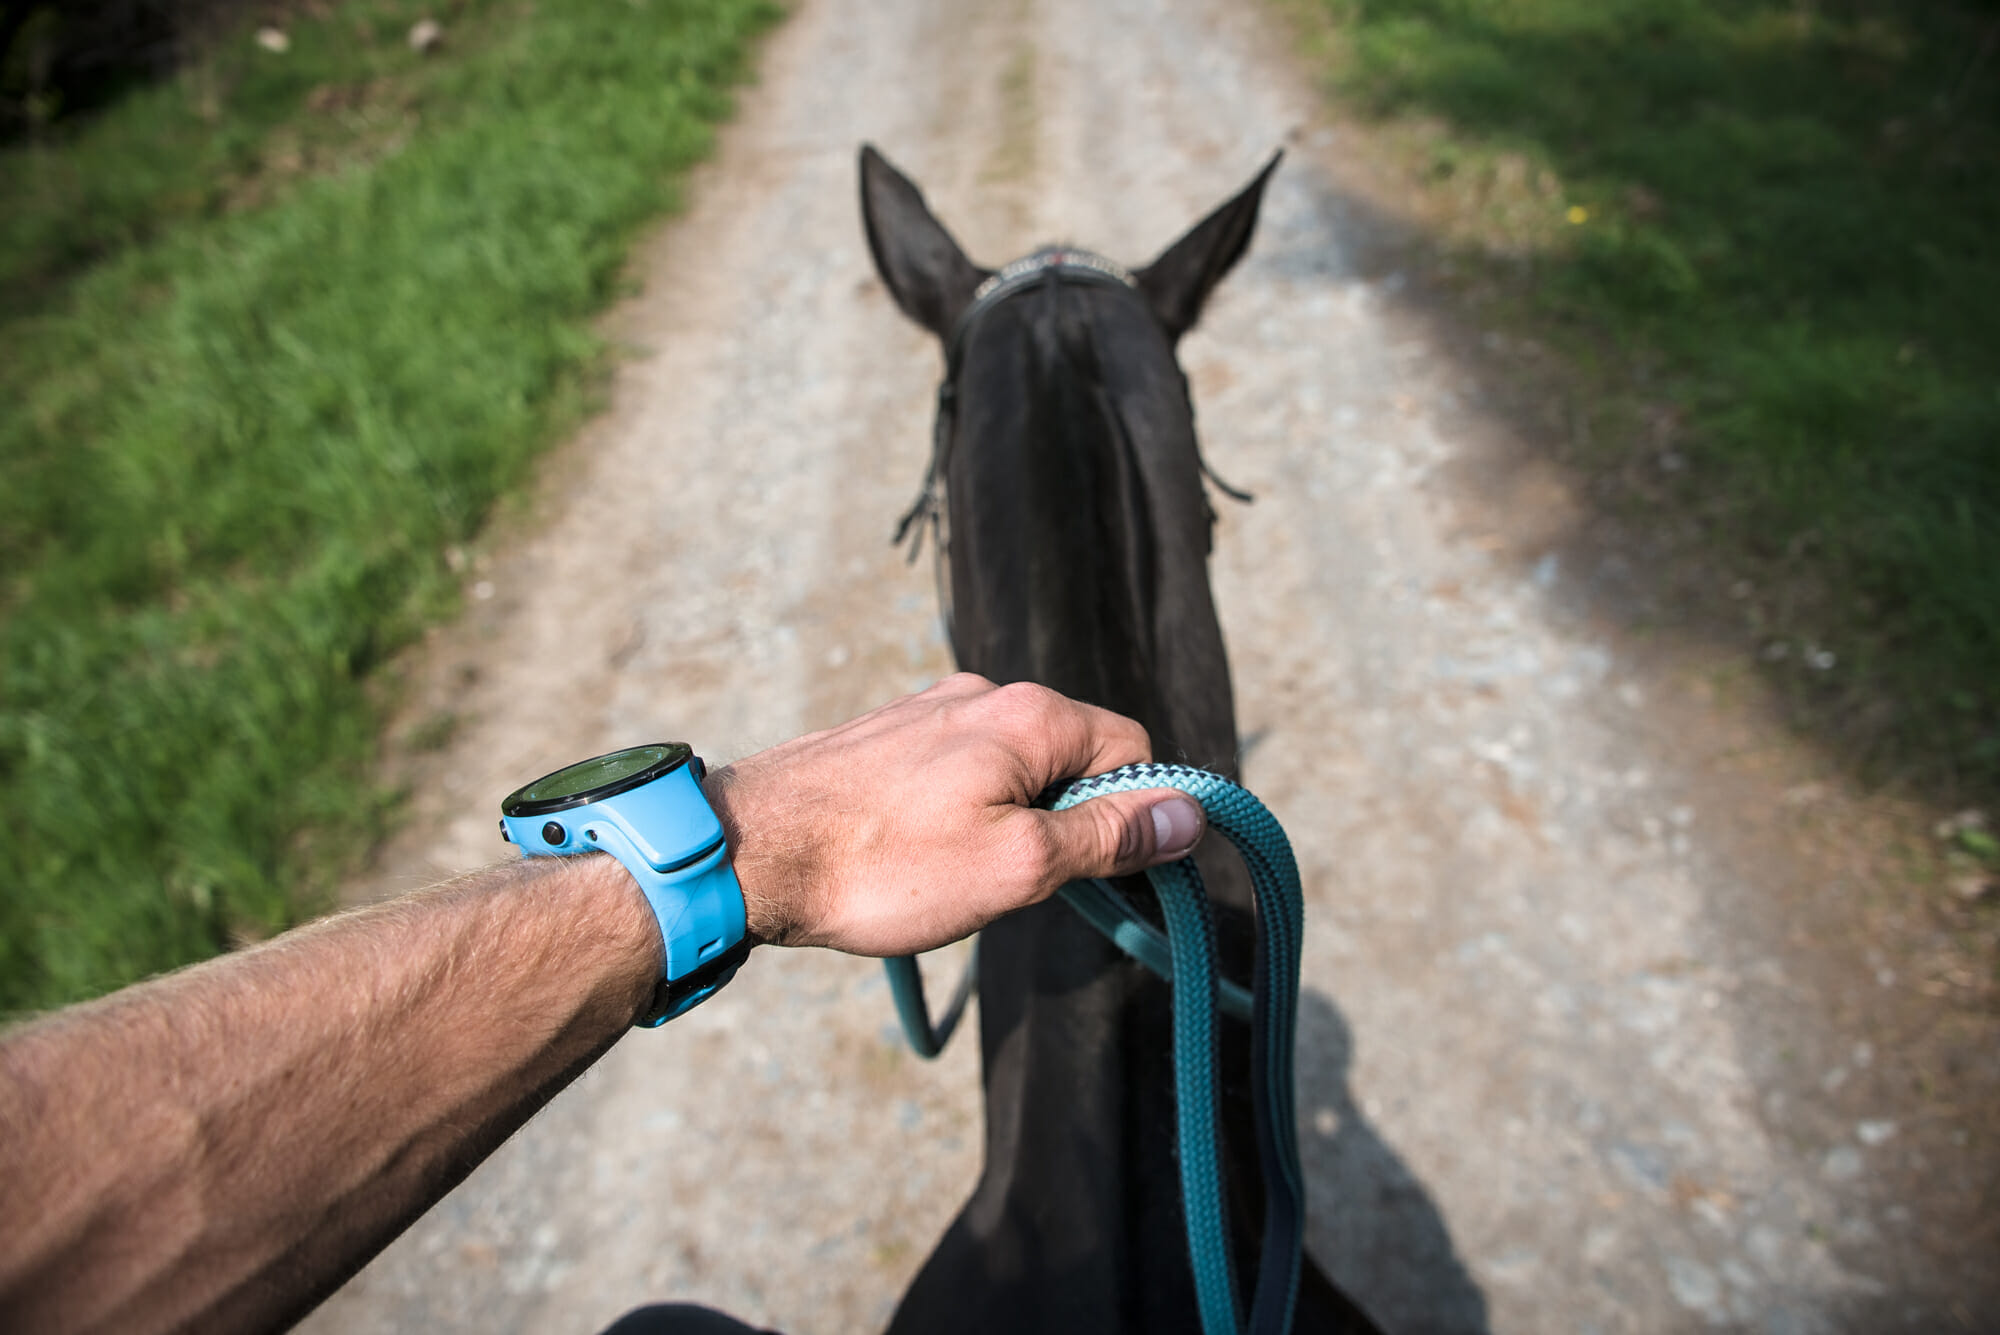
[1293,0,2000,795]
[0,0,781,1015]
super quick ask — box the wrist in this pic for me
[526,853,664,1025]
[500,743,750,1024]
[699,765,788,947]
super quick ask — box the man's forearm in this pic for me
[0,853,658,1335]
[0,677,1207,1334]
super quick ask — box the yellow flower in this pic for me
[1566,205,1589,225]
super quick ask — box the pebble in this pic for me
[1746,1223,1787,1275]
[1583,1225,1619,1264]
[1721,1257,1759,1293]
[1856,1120,1897,1147]
[1821,1146,1864,1182]
[1664,1255,1723,1319]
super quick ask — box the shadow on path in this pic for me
[1296,988,1490,1335]
[599,989,1490,1335]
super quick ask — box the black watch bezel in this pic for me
[501,743,701,818]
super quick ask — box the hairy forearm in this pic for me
[0,677,1201,1333]
[0,854,658,1334]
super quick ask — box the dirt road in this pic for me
[303,0,1994,1330]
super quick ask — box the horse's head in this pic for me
[858,146,1277,768]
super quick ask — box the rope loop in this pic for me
[883,763,1306,1335]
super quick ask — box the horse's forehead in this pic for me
[968,283,1177,380]
[953,292,1201,477]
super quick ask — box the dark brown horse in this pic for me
[860,146,1383,1335]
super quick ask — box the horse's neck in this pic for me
[911,406,1255,1328]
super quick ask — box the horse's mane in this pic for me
[948,276,1212,746]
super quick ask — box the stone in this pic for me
[1821,1146,1864,1182]
[1856,1120,1896,1147]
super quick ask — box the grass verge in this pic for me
[0,0,781,1015]
[1283,0,2000,799]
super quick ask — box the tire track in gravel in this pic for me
[304,0,1994,1330]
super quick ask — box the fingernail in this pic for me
[1150,798,1204,860]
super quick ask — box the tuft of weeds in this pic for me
[1290,0,2000,799]
[0,0,782,1015]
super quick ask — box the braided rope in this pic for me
[883,764,1306,1335]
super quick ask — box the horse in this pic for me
[859,146,1383,1335]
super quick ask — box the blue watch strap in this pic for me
[642,933,753,1026]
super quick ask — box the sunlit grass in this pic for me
[0,0,782,1014]
[1294,0,1999,794]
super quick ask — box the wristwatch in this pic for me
[500,743,751,1027]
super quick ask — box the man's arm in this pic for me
[0,676,1206,1334]
[0,854,659,1334]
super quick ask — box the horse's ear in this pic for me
[1134,151,1281,342]
[859,145,985,339]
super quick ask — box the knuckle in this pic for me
[988,679,1054,713]
[1000,817,1063,886]
[982,681,1061,737]
[939,671,994,694]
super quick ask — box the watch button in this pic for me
[542,821,567,847]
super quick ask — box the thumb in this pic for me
[1033,790,1207,886]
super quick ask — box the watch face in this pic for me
[502,742,693,816]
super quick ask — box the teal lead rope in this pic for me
[884,945,976,1058]
[884,764,1305,1335]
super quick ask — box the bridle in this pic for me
[893,246,1253,579]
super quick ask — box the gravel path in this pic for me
[302,0,1994,1331]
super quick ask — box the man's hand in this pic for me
[706,674,1206,955]
[0,678,1198,1333]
